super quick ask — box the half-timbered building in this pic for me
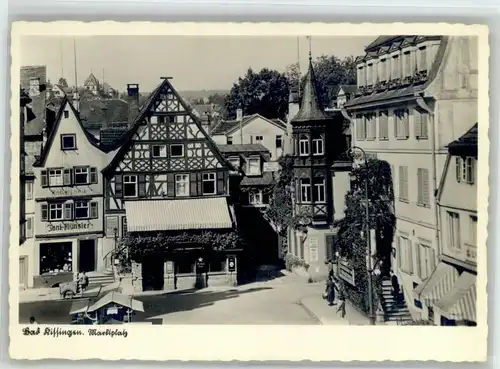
[287,56,352,279]
[103,77,240,292]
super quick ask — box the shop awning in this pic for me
[87,291,144,313]
[125,197,233,232]
[435,272,476,322]
[414,262,459,303]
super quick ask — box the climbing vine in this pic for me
[334,157,396,314]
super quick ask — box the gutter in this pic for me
[415,93,441,263]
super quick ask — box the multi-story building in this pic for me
[210,111,288,161]
[30,98,114,288]
[344,35,478,320]
[287,56,352,279]
[102,77,239,292]
[415,123,478,326]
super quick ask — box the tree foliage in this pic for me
[286,55,357,108]
[57,77,68,88]
[208,92,226,106]
[334,158,396,314]
[224,68,290,120]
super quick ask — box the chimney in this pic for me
[236,108,243,121]
[29,77,40,97]
[127,84,140,127]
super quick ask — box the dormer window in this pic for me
[379,58,387,81]
[312,135,324,156]
[392,54,401,79]
[61,134,76,150]
[367,63,373,86]
[63,110,69,119]
[403,51,412,77]
[357,65,365,87]
[247,156,261,176]
[418,46,428,72]
[299,135,310,156]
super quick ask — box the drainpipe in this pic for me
[415,93,440,262]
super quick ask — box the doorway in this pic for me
[142,258,165,291]
[78,239,97,273]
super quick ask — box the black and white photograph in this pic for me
[10,22,488,362]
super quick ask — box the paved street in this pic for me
[20,274,326,325]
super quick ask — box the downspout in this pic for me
[415,93,441,261]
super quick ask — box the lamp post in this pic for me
[113,227,118,267]
[349,146,376,325]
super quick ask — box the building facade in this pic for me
[415,123,478,325]
[287,56,352,279]
[84,72,100,95]
[30,99,112,288]
[210,112,287,161]
[344,35,478,320]
[103,77,240,292]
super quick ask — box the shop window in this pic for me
[209,254,226,272]
[176,259,194,274]
[202,173,216,195]
[39,242,73,274]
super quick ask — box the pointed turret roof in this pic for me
[291,56,328,123]
[84,72,99,86]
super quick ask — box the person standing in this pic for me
[390,270,400,303]
[325,276,336,306]
[336,283,346,318]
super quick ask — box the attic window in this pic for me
[61,134,76,150]
[64,110,69,119]
[170,144,184,158]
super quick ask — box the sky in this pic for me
[20,35,373,93]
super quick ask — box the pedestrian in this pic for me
[336,284,346,318]
[29,316,38,324]
[325,276,336,306]
[390,270,400,303]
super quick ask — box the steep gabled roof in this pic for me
[291,57,328,123]
[217,144,269,154]
[34,97,104,167]
[104,77,235,173]
[447,123,478,157]
[79,99,130,130]
[84,72,99,86]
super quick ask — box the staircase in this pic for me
[380,279,413,324]
[86,266,115,290]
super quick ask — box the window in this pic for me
[418,47,428,71]
[202,173,216,195]
[469,215,477,246]
[89,167,98,183]
[367,63,373,85]
[123,175,138,198]
[417,168,430,207]
[416,243,435,280]
[366,113,376,139]
[392,55,401,79]
[247,157,261,175]
[74,201,89,219]
[175,174,189,196]
[378,111,389,139]
[403,51,412,77]
[395,109,409,139]
[26,182,33,200]
[355,115,366,140]
[275,135,283,149]
[26,217,33,238]
[398,166,409,202]
[299,178,311,203]
[455,157,475,185]
[299,135,309,155]
[249,191,263,205]
[400,236,413,274]
[63,169,72,185]
[63,110,69,119]
[357,66,365,87]
[152,145,167,158]
[379,59,387,81]
[447,211,461,250]
[312,136,324,155]
[61,134,76,150]
[226,136,233,145]
[49,203,63,221]
[74,167,89,185]
[49,169,63,186]
[170,144,184,158]
[313,178,326,203]
[414,109,428,139]
[255,135,263,143]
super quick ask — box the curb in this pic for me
[296,299,323,325]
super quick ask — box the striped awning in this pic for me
[125,197,233,232]
[435,272,476,322]
[414,262,459,303]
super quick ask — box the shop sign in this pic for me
[48,187,96,197]
[263,161,280,172]
[308,237,318,262]
[106,216,119,238]
[195,257,206,272]
[165,261,174,274]
[46,222,94,233]
[106,306,118,315]
[339,260,356,286]
[227,256,236,272]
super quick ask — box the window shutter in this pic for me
[196,173,203,195]
[394,111,398,137]
[428,247,436,273]
[414,109,422,137]
[396,236,402,268]
[90,202,98,219]
[422,169,430,206]
[90,167,98,184]
[190,173,197,196]
[414,243,421,279]
[217,171,225,195]
[421,112,428,137]
[138,174,146,197]
[26,217,33,238]
[404,110,409,137]
[466,158,474,184]
[407,239,414,275]
[41,204,48,221]
[63,169,72,185]
[167,173,175,196]
[114,175,123,198]
[63,203,73,220]
[398,166,404,199]
[455,157,461,182]
[41,170,48,187]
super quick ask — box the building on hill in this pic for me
[343,35,478,323]
[84,72,100,95]
[102,77,241,292]
[287,55,352,280]
[210,111,288,161]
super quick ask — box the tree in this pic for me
[57,77,68,88]
[224,68,289,120]
[334,157,396,314]
[208,92,226,106]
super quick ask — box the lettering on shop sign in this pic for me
[49,187,94,196]
[46,222,94,232]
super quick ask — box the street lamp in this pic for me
[113,227,119,266]
[349,146,376,325]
